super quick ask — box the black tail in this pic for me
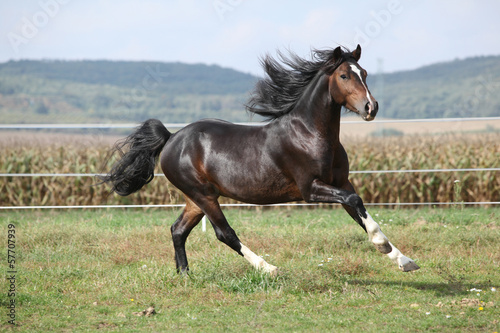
[99,119,171,196]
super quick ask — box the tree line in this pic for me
[0,55,498,124]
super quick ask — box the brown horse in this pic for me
[101,45,419,275]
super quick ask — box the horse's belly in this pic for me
[214,167,303,204]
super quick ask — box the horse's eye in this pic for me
[340,74,347,80]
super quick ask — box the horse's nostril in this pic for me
[365,102,371,112]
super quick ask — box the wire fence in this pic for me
[1,116,500,129]
[1,202,500,211]
[1,168,499,178]
[2,117,499,210]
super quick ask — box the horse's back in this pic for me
[163,119,263,156]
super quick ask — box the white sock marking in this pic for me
[240,243,277,275]
[362,212,388,245]
[361,212,419,271]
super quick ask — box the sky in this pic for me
[1,0,500,76]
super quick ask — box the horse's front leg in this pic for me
[306,179,420,272]
[342,203,420,272]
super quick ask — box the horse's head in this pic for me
[328,45,378,121]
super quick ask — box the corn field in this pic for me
[1,133,499,207]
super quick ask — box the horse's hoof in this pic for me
[399,256,420,272]
[265,265,279,277]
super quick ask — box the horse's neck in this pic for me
[286,73,342,141]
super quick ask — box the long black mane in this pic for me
[246,47,354,120]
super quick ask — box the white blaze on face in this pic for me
[349,63,374,107]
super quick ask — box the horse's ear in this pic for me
[352,44,362,61]
[333,46,343,61]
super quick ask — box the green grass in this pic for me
[1,207,499,332]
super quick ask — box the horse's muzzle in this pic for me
[363,101,378,121]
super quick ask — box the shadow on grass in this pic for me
[347,278,492,297]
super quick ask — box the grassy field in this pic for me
[1,207,499,332]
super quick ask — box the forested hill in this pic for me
[0,55,499,124]
[0,60,256,95]
[372,55,500,119]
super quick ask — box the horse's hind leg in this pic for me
[171,198,204,273]
[197,198,278,275]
